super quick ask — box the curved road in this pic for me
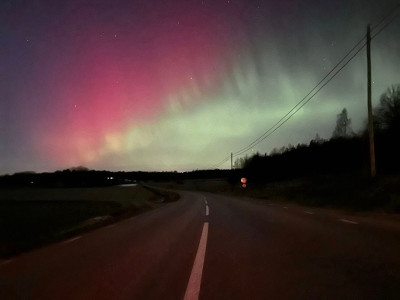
[1,190,400,299]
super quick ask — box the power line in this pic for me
[247,41,367,149]
[232,36,367,158]
[212,155,231,169]
[370,3,400,30]
[213,7,399,168]
[233,12,398,159]
[371,11,399,39]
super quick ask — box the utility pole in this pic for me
[230,152,233,170]
[367,24,376,177]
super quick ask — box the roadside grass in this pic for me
[0,185,177,258]
[246,174,400,212]
[151,174,400,213]
[141,184,181,202]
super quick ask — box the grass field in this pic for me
[0,185,172,258]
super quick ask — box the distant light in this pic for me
[240,177,247,184]
[30,181,34,184]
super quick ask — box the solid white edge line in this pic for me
[205,205,209,216]
[339,219,359,224]
[304,211,314,214]
[184,222,209,300]
[61,236,82,245]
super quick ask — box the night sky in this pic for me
[1,0,399,174]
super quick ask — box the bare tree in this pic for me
[233,155,249,169]
[374,85,400,132]
[312,133,324,144]
[332,108,353,138]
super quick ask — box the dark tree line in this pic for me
[235,84,400,182]
[1,85,399,187]
[0,168,235,187]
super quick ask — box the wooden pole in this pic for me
[367,24,376,177]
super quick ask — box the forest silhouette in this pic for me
[1,85,399,187]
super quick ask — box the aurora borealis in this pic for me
[1,0,399,174]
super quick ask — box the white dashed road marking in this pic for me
[0,259,13,266]
[205,205,209,216]
[61,236,81,245]
[339,219,359,225]
[184,222,209,300]
[304,211,314,214]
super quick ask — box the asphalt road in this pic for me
[1,190,400,299]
